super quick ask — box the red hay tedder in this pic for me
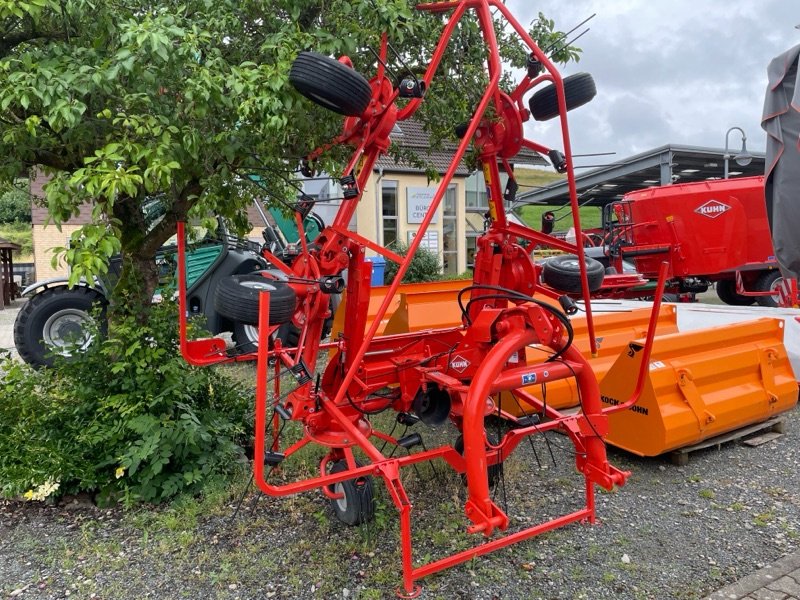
[176,1,668,595]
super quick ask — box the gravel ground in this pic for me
[1,403,799,600]
[3,292,799,599]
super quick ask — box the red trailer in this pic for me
[605,176,798,307]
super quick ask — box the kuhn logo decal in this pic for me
[449,355,470,373]
[694,199,731,219]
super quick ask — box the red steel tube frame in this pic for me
[174,0,668,595]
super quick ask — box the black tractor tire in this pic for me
[542,254,605,293]
[755,271,783,308]
[213,274,296,326]
[290,51,372,117]
[715,279,755,306]
[14,286,108,368]
[454,433,503,488]
[328,460,375,526]
[529,72,597,122]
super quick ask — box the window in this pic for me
[442,184,458,275]
[464,169,511,210]
[381,180,398,248]
[466,235,478,270]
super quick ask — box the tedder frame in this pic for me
[177,0,666,595]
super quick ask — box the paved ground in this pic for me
[2,294,800,598]
[704,553,800,600]
[0,297,23,359]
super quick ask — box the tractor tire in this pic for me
[542,254,605,293]
[755,271,783,308]
[454,433,503,488]
[289,51,372,117]
[715,279,755,306]
[328,460,375,526]
[529,72,597,122]
[13,286,108,368]
[213,274,296,326]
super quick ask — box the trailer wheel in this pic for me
[755,271,783,308]
[13,286,107,368]
[328,460,375,526]
[541,254,605,293]
[454,433,503,488]
[289,51,372,117]
[715,279,755,306]
[213,274,296,326]
[529,72,597,122]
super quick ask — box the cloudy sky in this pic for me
[505,0,799,167]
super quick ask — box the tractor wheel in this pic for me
[213,274,296,326]
[755,271,783,308]
[13,286,107,368]
[231,294,337,354]
[328,461,375,526]
[454,433,503,488]
[541,254,605,293]
[715,279,754,306]
[289,51,372,117]
[529,72,597,122]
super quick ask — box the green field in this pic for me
[512,168,602,232]
[0,222,33,261]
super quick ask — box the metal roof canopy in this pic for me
[516,144,766,207]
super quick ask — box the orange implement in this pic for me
[499,305,680,414]
[599,318,798,456]
[330,279,469,338]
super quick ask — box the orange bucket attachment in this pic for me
[330,279,469,338]
[499,305,679,414]
[599,317,798,456]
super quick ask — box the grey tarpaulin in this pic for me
[762,42,800,280]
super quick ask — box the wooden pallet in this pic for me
[668,416,787,466]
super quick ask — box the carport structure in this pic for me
[0,237,21,308]
[517,143,766,208]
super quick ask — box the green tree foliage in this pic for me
[0,301,251,504]
[0,181,30,223]
[0,0,580,319]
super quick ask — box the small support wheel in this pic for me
[541,254,605,293]
[328,461,375,526]
[454,434,503,488]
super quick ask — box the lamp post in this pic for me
[723,126,752,178]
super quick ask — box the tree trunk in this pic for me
[109,196,159,324]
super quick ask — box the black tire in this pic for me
[542,254,605,293]
[13,286,107,368]
[529,72,597,122]
[213,274,296,326]
[290,51,372,117]
[328,461,375,526]
[231,322,260,354]
[454,433,503,488]
[715,279,755,306]
[755,271,783,308]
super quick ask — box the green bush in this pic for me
[0,301,251,505]
[383,242,442,284]
[0,184,31,223]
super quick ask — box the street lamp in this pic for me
[723,126,752,178]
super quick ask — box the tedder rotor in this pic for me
[176,0,667,595]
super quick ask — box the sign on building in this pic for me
[406,187,439,224]
[407,230,440,254]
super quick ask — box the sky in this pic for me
[505,0,800,168]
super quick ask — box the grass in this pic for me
[0,221,33,261]
[513,167,603,233]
